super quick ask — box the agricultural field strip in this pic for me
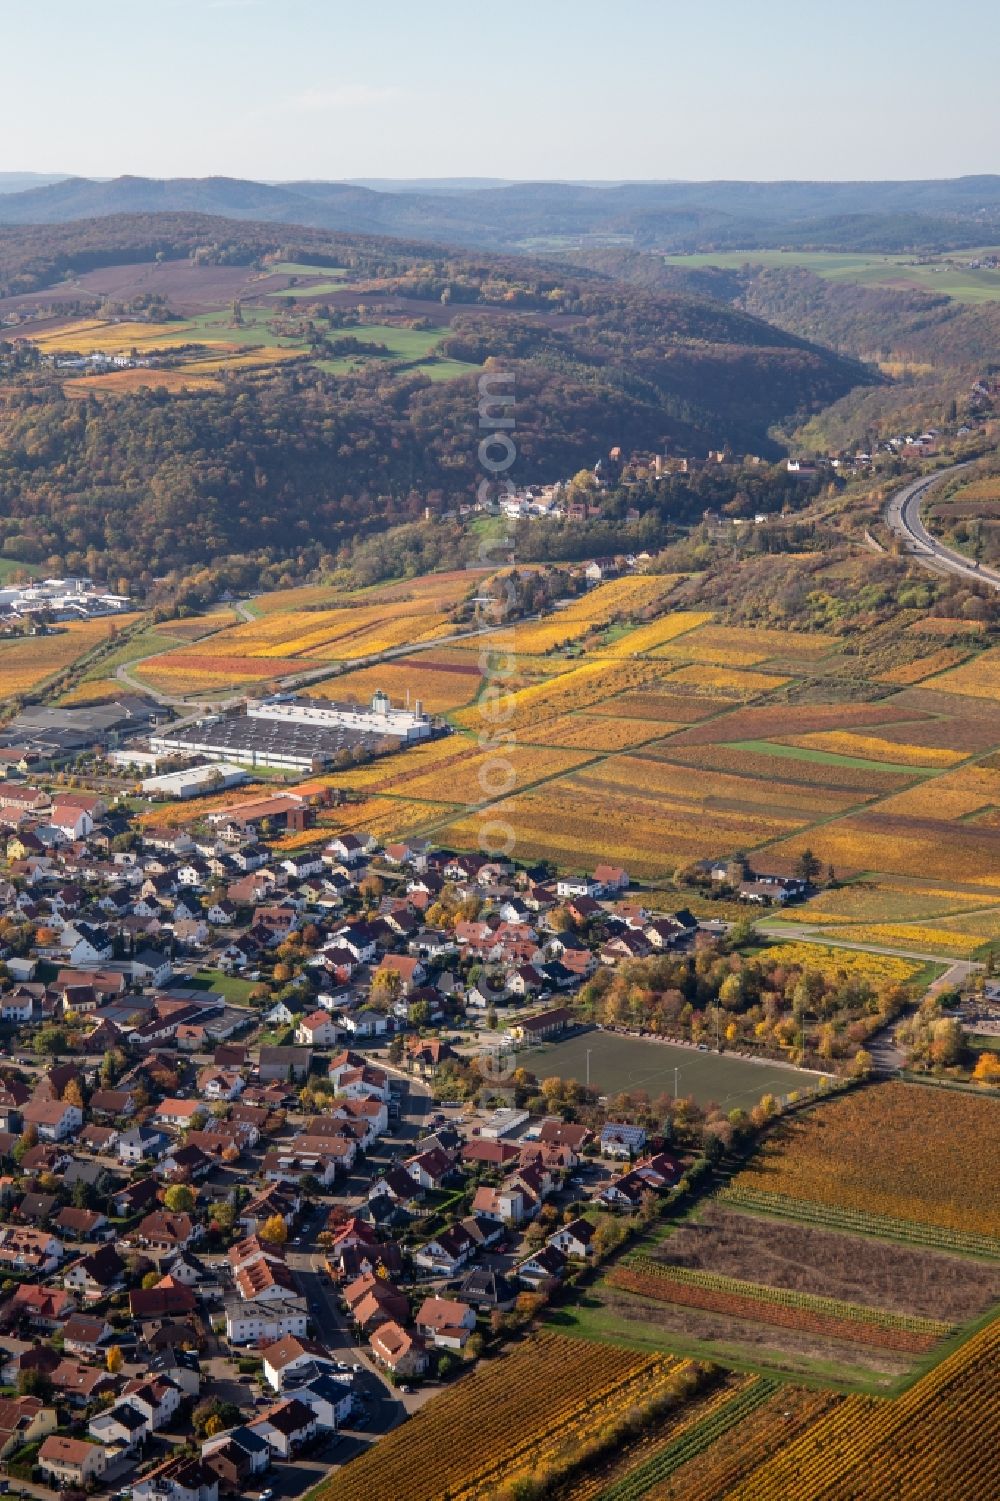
[593,1377,780,1501]
[565,1378,752,1501]
[719,1186,1000,1260]
[716,1315,1000,1501]
[311,1334,683,1501]
[640,1387,842,1501]
[617,1257,951,1334]
[607,1271,944,1357]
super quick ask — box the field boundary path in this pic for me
[883,461,1000,588]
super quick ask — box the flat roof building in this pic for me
[150,693,436,771]
[140,763,249,800]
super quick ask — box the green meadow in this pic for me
[662,248,1000,303]
[265,261,349,278]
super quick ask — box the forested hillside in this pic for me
[571,247,998,450]
[0,214,872,592]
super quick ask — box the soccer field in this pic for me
[518,1028,824,1109]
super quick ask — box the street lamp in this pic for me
[586,1048,592,1089]
[674,1066,681,1101]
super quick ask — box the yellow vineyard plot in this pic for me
[658,622,839,667]
[521,712,675,752]
[438,780,804,878]
[576,754,859,816]
[926,647,1000,698]
[297,734,479,796]
[830,924,986,958]
[752,941,922,986]
[773,879,996,926]
[873,764,1000,820]
[58,677,125,705]
[767,816,1000,889]
[0,616,143,698]
[665,662,790,696]
[452,658,662,731]
[274,796,450,849]
[303,613,450,659]
[32,320,211,355]
[782,731,968,767]
[599,610,713,657]
[309,658,483,715]
[502,617,597,654]
[554,573,683,624]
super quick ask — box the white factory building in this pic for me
[246,691,432,743]
[139,763,250,800]
[147,691,436,772]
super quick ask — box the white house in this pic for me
[295,1010,339,1047]
[89,1401,150,1451]
[261,1335,334,1392]
[547,1218,595,1259]
[38,1436,109,1488]
[132,950,173,987]
[296,1374,354,1430]
[225,1297,309,1346]
[120,1376,183,1430]
[415,1296,476,1350]
[1,990,37,1022]
[22,1099,83,1142]
[66,924,114,966]
[248,1398,317,1458]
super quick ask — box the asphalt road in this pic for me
[883,461,1000,589]
[283,1068,437,1427]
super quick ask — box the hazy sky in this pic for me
[4,0,996,182]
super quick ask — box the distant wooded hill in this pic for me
[2,174,1000,251]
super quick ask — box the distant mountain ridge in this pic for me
[2,173,1000,250]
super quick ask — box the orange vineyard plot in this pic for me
[730,1081,1000,1241]
[439,780,805,877]
[137,652,302,690]
[768,811,1000,889]
[925,645,1000,699]
[908,615,985,636]
[880,647,972,684]
[312,1333,684,1501]
[309,658,483,715]
[719,1316,1000,1501]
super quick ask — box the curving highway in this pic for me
[883,461,1000,591]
